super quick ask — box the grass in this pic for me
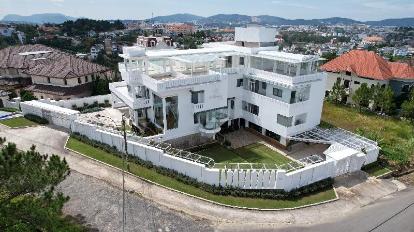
[322,101,414,164]
[66,137,337,209]
[0,117,37,128]
[198,143,294,169]
[0,107,19,112]
[362,162,392,177]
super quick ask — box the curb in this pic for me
[64,137,339,211]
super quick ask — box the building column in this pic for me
[162,97,167,132]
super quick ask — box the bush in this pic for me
[24,114,49,124]
[71,133,334,200]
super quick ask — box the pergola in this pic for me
[289,126,379,153]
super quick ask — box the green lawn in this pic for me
[198,143,294,169]
[66,137,337,209]
[322,101,414,164]
[0,107,19,112]
[0,117,37,128]
[362,162,392,177]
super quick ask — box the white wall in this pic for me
[235,26,278,43]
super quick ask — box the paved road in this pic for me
[279,188,414,232]
[1,125,412,231]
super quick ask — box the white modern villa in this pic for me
[15,25,380,191]
[110,25,325,147]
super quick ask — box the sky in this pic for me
[1,0,413,21]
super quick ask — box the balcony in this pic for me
[142,70,221,92]
[134,98,152,109]
[193,103,205,112]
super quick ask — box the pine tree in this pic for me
[352,83,371,111]
[328,80,346,104]
[401,89,414,120]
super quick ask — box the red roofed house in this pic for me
[321,50,414,103]
[0,44,113,100]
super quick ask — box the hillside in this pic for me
[2,13,76,24]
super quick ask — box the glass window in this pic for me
[236,79,244,87]
[242,101,259,115]
[166,96,178,130]
[273,88,283,97]
[277,114,293,127]
[239,57,245,66]
[262,82,267,90]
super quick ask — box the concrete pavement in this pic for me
[1,124,411,231]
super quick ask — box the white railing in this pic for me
[193,103,205,112]
[133,98,151,109]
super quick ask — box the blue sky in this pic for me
[1,0,413,21]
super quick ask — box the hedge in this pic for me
[24,114,49,124]
[70,133,334,200]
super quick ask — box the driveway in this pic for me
[0,125,411,231]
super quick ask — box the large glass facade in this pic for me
[153,94,164,128]
[166,96,179,130]
[194,107,228,130]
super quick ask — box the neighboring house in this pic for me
[165,23,196,35]
[111,25,325,147]
[0,44,112,100]
[0,26,15,37]
[322,50,414,102]
[361,36,385,46]
[90,44,104,60]
[137,36,173,49]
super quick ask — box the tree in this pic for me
[0,142,87,231]
[401,89,414,121]
[327,80,346,104]
[352,83,371,111]
[378,86,395,114]
[20,90,37,102]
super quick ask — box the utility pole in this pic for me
[122,114,128,232]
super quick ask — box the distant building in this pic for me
[0,26,15,37]
[136,36,173,49]
[322,50,414,102]
[0,44,113,100]
[361,36,385,46]
[165,23,196,35]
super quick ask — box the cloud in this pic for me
[48,0,65,2]
[271,0,317,9]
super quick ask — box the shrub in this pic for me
[71,133,334,200]
[24,114,48,124]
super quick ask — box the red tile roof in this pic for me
[321,50,414,80]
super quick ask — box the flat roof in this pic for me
[257,51,319,63]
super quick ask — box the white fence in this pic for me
[18,98,378,191]
[38,94,112,109]
[1,97,21,110]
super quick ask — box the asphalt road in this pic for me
[278,188,414,232]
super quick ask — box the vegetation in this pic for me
[281,31,350,46]
[0,141,87,231]
[61,19,125,36]
[20,90,37,102]
[0,117,38,128]
[322,101,414,167]
[195,143,294,168]
[0,108,19,113]
[321,52,338,62]
[24,114,49,124]
[401,89,414,121]
[362,162,392,177]
[327,80,346,104]
[352,83,371,111]
[67,134,336,209]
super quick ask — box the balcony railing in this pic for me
[193,103,205,112]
